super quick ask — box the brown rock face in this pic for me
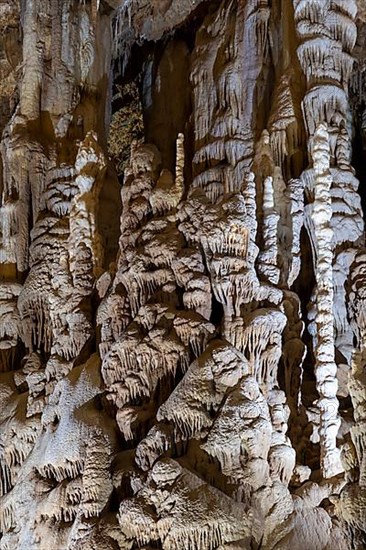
[0,1,366,549]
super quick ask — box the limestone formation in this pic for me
[0,0,366,549]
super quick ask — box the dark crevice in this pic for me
[352,112,366,220]
[210,294,224,328]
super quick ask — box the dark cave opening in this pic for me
[108,0,224,186]
[352,107,366,222]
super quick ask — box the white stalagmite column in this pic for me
[311,123,343,478]
[175,133,185,192]
[258,176,280,284]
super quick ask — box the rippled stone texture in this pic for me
[0,1,366,549]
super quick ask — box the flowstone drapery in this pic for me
[0,0,366,549]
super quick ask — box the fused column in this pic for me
[311,123,342,478]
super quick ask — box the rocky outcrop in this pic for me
[0,0,366,549]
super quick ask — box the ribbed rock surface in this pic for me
[0,0,366,549]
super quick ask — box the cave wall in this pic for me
[0,0,366,549]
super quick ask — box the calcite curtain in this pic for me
[0,0,366,548]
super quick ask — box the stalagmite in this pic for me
[311,123,343,478]
[257,176,280,284]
